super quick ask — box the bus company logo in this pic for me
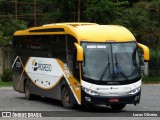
[32,60,38,71]
[32,59,52,72]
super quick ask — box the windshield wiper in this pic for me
[99,53,110,81]
[114,53,129,81]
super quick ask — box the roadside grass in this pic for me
[0,81,13,87]
[142,76,160,84]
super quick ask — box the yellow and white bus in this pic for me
[12,23,149,110]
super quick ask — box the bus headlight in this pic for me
[82,87,98,96]
[129,87,141,95]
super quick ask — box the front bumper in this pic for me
[81,90,141,105]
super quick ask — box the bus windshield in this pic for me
[81,42,141,83]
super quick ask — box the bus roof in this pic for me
[13,22,136,43]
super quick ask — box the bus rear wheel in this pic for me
[25,81,34,100]
[110,104,126,110]
[61,87,74,109]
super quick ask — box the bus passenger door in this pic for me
[64,36,81,105]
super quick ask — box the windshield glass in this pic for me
[81,42,141,82]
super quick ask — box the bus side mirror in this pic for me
[74,43,84,62]
[138,43,150,62]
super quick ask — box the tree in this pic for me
[116,0,160,75]
[116,7,148,40]
[0,17,27,46]
[39,0,78,23]
[145,0,160,75]
[84,0,128,24]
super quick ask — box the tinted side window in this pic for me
[13,36,49,57]
[50,35,67,62]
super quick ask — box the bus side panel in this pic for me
[28,76,78,104]
[28,78,64,100]
[23,57,80,104]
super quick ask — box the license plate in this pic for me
[109,98,119,103]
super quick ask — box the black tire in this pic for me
[25,80,35,100]
[110,104,126,110]
[61,87,74,109]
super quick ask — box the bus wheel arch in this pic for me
[24,79,34,100]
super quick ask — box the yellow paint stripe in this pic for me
[16,56,25,90]
[24,57,31,69]
[17,69,25,90]
[18,56,25,69]
[67,76,81,104]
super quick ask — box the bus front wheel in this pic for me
[61,87,74,109]
[110,104,126,110]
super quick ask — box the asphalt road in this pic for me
[0,84,160,120]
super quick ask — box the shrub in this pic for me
[1,69,12,82]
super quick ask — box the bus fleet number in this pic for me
[16,62,21,68]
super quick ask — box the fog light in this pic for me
[135,95,139,101]
[85,96,91,102]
